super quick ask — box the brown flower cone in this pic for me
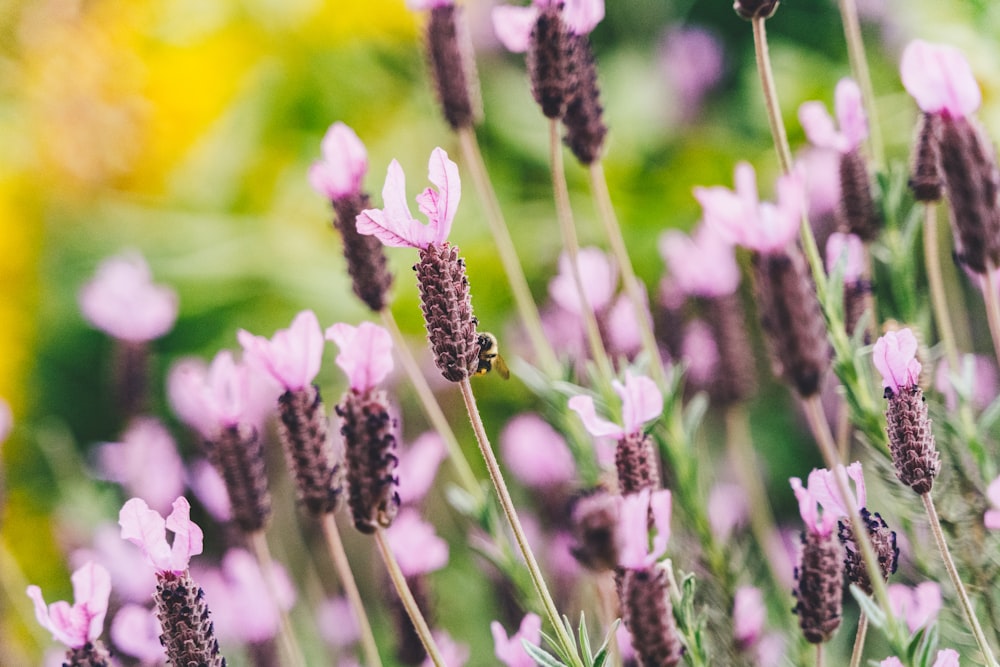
[837,508,898,595]
[937,115,1000,273]
[528,5,577,119]
[391,574,433,666]
[426,5,479,130]
[752,246,831,397]
[909,113,943,202]
[154,570,227,667]
[562,35,607,165]
[793,530,844,644]
[620,566,684,667]
[277,385,344,516]
[700,292,757,405]
[615,433,661,495]
[114,340,150,418]
[63,642,113,667]
[885,385,940,495]
[655,282,687,361]
[733,0,780,19]
[336,388,400,534]
[570,488,620,571]
[414,243,480,383]
[203,424,271,534]
[332,193,393,312]
[843,280,871,342]
[839,149,880,241]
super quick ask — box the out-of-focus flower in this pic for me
[500,413,577,488]
[318,596,360,648]
[799,79,868,154]
[491,613,542,667]
[71,524,157,604]
[985,475,1000,530]
[873,329,922,394]
[397,432,447,505]
[887,581,942,633]
[385,508,449,577]
[659,26,725,122]
[26,562,111,649]
[492,0,604,53]
[111,604,164,665]
[935,354,998,411]
[790,472,838,537]
[548,247,618,316]
[186,459,232,523]
[825,233,866,282]
[799,147,842,220]
[423,631,469,667]
[881,649,958,667]
[680,319,721,389]
[707,482,748,542]
[94,417,185,516]
[326,321,394,393]
[569,371,662,439]
[239,310,325,392]
[806,462,866,519]
[659,226,740,298]
[309,122,368,201]
[900,40,980,119]
[733,586,766,650]
[119,497,203,575]
[618,488,672,569]
[79,252,178,343]
[357,147,459,249]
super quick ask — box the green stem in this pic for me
[380,308,484,506]
[920,492,1000,667]
[374,528,448,667]
[849,613,868,667]
[549,119,615,386]
[836,0,884,168]
[588,161,666,386]
[980,262,1000,369]
[249,531,307,667]
[320,515,383,667]
[456,127,561,377]
[458,378,583,667]
[924,204,960,370]
[751,16,792,175]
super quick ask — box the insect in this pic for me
[474,332,510,380]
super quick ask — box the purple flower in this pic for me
[385,508,449,577]
[659,26,725,122]
[492,0,604,53]
[71,524,157,604]
[799,147,841,220]
[618,487,672,569]
[317,596,360,648]
[356,147,460,249]
[799,78,868,153]
[119,497,203,575]
[873,328,922,394]
[309,122,368,201]
[186,459,232,523]
[110,604,164,665]
[888,581,942,633]
[238,310,326,392]
[78,252,178,342]
[26,562,111,649]
[900,40,980,119]
[397,432,447,505]
[569,371,663,439]
[707,482,748,542]
[423,631,469,667]
[548,247,618,316]
[500,413,577,488]
[491,613,542,667]
[881,649,958,667]
[94,417,185,516]
[825,232,866,282]
[326,321,394,393]
[733,586,766,650]
[659,225,740,297]
[789,474,838,537]
[985,475,1000,530]
[695,162,804,254]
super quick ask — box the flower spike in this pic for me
[238,310,325,392]
[873,329,921,394]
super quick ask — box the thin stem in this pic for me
[320,515,383,667]
[588,161,666,386]
[380,308,484,506]
[921,492,999,667]
[816,642,825,667]
[751,16,792,175]
[835,401,851,463]
[836,0,884,168]
[374,528,448,667]
[849,613,868,667]
[458,378,584,667]
[457,127,561,377]
[723,405,791,592]
[248,531,307,667]
[549,118,615,386]
[924,204,960,370]
[980,262,1000,368]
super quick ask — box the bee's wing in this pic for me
[495,354,511,380]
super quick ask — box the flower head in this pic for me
[94,417,185,515]
[326,321,393,392]
[659,225,740,297]
[500,413,577,488]
[385,508,449,577]
[733,586,766,650]
[491,613,542,667]
[985,475,1000,530]
[799,78,868,154]
[901,40,980,119]
[568,371,662,439]
[27,562,111,649]
[397,432,447,505]
[309,122,368,201]
[492,0,604,53]
[873,328,922,394]
[548,247,617,315]
[110,604,163,665]
[888,581,942,633]
[79,252,178,342]
[825,232,866,282]
[618,488,672,569]
[238,310,325,392]
[695,162,804,254]
[356,147,460,249]
[119,497,203,575]
[790,474,838,537]
[806,462,867,519]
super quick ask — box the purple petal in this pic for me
[901,40,980,118]
[659,226,740,297]
[326,321,394,392]
[825,232,866,282]
[562,0,604,35]
[799,101,846,152]
[70,562,111,643]
[424,147,460,244]
[835,78,867,151]
[873,329,921,393]
[616,371,662,435]
[119,497,172,572]
[567,395,624,439]
[165,497,203,573]
[492,6,537,53]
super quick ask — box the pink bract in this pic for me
[78,252,178,343]
[873,328,922,394]
[308,122,368,201]
[548,247,618,316]
[806,462,867,519]
[825,232,866,282]
[0,397,11,445]
[119,496,203,575]
[798,78,867,153]
[733,586,766,649]
[568,371,662,439]
[659,225,740,297]
[500,413,577,488]
[900,40,980,119]
[326,321,394,392]
[397,432,448,505]
[110,604,163,665]
[356,147,460,249]
[94,417,185,516]
[789,474,838,537]
[385,508,450,577]
[985,475,1000,530]
[492,0,603,53]
[887,581,942,633]
[491,613,542,667]
[238,310,325,392]
[618,487,672,569]
[26,561,111,649]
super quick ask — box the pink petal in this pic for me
[168,358,215,438]
[873,329,921,393]
[491,613,543,667]
[406,0,453,8]
[562,0,604,35]
[799,101,845,152]
[326,321,394,392]
[616,371,662,435]
[617,489,652,569]
[932,650,960,667]
[238,310,324,391]
[500,414,577,488]
[986,474,1000,507]
[567,394,624,439]
[70,562,111,643]
[492,6,537,53]
[312,122,368,200]
[111,604,164,664]
[648,488,672,559]
[984,508,1000,530]
[734,162,760,209]
[791,475,835,537]
[78,252,179,343]
[119,497,173,572]
[825,232,866,282]
[733,586,765,648]
[694,184,750,247]
[548,247,617,315]
[422,147,460,244]
[397,432,448,504]
[880,658,905,667]
[26,586,59,643]
[356,160,425,248]
[901,40,980,118]
[659,226,740,297]
[835,78,867,151]
[385,509,449,577]
[165,497,203,573]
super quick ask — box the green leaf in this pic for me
[577,612,592,661]
[522,640,569,667]
[849,586,886,629]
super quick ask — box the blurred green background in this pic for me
[2,0,1000,664]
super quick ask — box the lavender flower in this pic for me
[491,613,542,667]
[27,562,113,666]
[888,581,942,633]
[790,473,844,643]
